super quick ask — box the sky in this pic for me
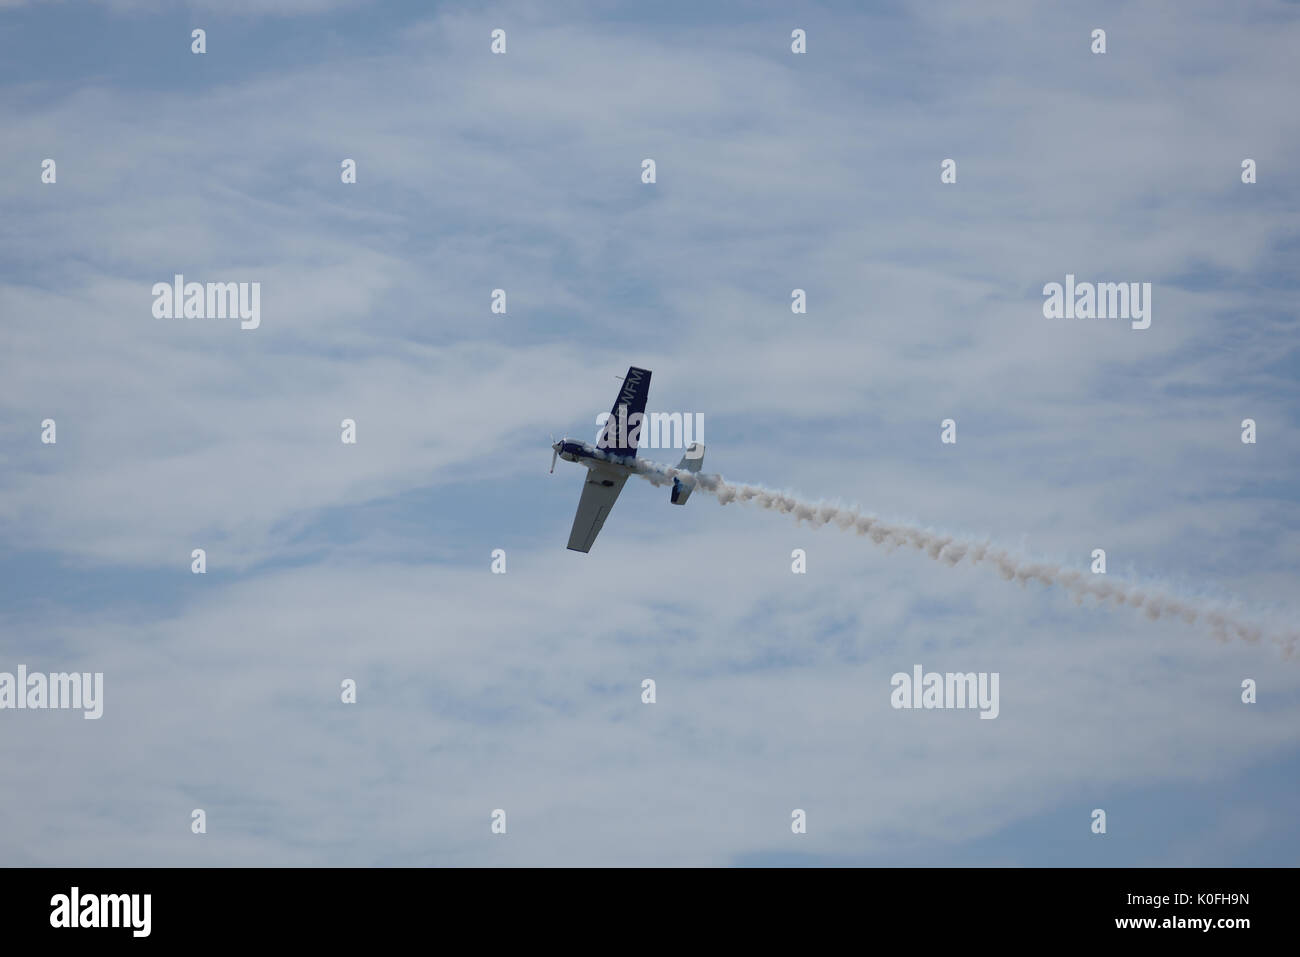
[1,0,1298,866]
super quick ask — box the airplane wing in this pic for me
[566,468,629,553]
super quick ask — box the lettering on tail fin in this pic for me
[598,367,652,458]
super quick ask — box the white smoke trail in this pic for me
[632,457,1297,657]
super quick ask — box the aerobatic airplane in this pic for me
[551,366,705,552]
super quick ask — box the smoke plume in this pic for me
[632,458,1296,656]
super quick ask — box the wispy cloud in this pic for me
[2,0,1297,865]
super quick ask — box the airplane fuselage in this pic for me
[555,439,637,475]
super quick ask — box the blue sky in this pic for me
[1,0,1298,866]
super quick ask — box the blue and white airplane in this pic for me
[551,366,706,552]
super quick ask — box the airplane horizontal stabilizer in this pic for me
[669,443,705,505]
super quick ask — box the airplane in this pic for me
[551,366,706,552]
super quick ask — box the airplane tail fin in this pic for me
[596,366,652,459]
[669,443,705,505]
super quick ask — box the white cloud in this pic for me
[2,0,1297,864]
